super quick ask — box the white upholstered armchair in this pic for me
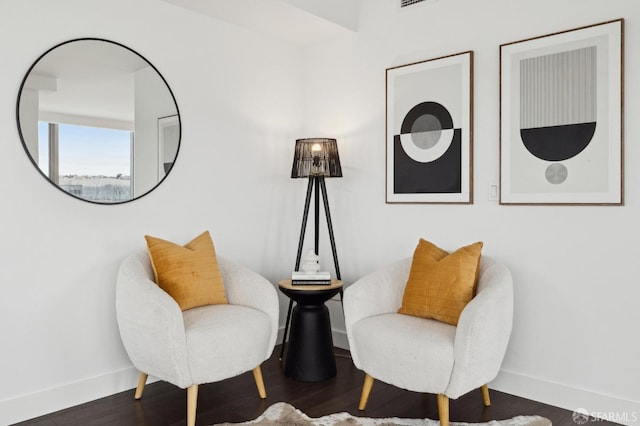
[344,255,513,426]
[116,250,279,426]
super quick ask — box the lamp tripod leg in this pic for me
[279,299,294,361]
[318,177,347,338]
[281,177,315,361]
[318,177,341,281]
[294,178,315,268]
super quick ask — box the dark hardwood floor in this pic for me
[14,347,618,426]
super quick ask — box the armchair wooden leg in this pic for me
[437,394,449,426]
[253,366,267,399]
[481,384,491,406]
[134,373,148,400]
[187,384,198,426]
[358,374,375,410]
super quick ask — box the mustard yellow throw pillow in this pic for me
[145,231,228,311]
[398,239,483,325]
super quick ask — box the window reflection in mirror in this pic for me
[17,38,180,204]
[38,122,133,202]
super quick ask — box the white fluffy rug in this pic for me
[215,402,552,426]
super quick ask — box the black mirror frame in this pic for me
[16,37,182,205]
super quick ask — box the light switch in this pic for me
[488,182,498,201]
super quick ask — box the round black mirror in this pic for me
[17,38,181,204]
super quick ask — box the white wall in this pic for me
[0,0,303,423]
[301,0,640,423]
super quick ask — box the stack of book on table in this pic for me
[291,271,331,286]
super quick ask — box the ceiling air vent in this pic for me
[399,0,438,9]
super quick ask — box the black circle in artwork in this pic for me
[520,122,596,162]
[400,101,454,134]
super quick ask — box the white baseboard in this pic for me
[332,328,350,350]
[490,369,640,425]
[0,367,147,425]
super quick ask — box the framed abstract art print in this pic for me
[386,51,473,204]
[500,19,623,205]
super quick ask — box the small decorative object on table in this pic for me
[292,250,331,285]
[300,249,320,274]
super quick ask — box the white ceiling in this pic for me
[161,0,360,46]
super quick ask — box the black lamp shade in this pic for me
[291,138,342,178]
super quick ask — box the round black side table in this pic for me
[278,279,342,382]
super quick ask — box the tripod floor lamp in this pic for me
[280,138,343,360]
